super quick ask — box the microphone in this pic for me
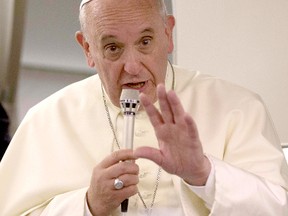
[120,89,140,213]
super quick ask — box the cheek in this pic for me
[152,54,168,81]
[98,69,117,88]
[96,64,123,104]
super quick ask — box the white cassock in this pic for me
[0,64,287,215]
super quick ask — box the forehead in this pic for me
[84,0,164,39]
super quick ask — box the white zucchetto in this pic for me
[80,0,92,10]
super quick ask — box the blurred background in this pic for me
[0,0,287,157]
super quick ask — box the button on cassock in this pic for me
[135,129,147,137]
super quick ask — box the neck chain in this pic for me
[101,60,175,215]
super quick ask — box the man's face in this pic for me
[77,0,175,107]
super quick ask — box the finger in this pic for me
[112,174,139,190]
[107,161,139,179]
[100,149,136,168]
[140,93,163,127]
[184,113,200,140]
[117,184,139,201]
[167,90,186,124]
[134,146,163,167]
[157,84,174,123]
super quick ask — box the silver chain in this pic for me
[101,60,175,215]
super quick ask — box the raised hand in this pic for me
[134,84,211,186]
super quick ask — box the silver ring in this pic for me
[114,178,124,190]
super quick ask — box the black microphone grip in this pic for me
[121,198,129,212]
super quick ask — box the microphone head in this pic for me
[120,89,140,115]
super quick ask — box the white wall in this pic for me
[21,0,92,73]
[173,0,288,143]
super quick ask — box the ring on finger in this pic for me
[114,178,124,190]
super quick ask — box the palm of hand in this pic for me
[134,84,210,185]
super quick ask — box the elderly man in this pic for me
[0,0,287,215]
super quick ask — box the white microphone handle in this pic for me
[121,114,135,213]
[123,114,135,150]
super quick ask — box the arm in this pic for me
[21,150,138,216]
[0,108,138,216]
[134,84,288,215]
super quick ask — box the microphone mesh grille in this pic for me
[120,89,139,101]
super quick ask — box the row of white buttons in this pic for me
[135,129,147,137]
[134,113,154,201]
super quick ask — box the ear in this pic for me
[165,15,175,54]
[75,31,95,67]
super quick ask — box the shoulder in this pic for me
[26,74,102,118]
[173,65,261,103]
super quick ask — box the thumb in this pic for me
[134,147,163,166]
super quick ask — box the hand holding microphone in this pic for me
[86,89,140,216]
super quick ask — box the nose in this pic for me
[123,49,142,76]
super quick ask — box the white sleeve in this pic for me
[210,157,288,216]
[184,155,216,210]
[185,156,288,216]
[84,195,93,216]
[38,188,88,216]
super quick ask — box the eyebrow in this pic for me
[100,35,117,43]
[100,27,155,43]
[141,27,154,34]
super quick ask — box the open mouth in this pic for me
[126,81,146,89]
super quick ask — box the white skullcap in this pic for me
[80,0,92,10]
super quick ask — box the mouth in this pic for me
[125,81,146,90]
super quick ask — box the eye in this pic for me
[142,38,151,46]
[104,43,123,60]
[139,37,153,49]
[105,44,120,53]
